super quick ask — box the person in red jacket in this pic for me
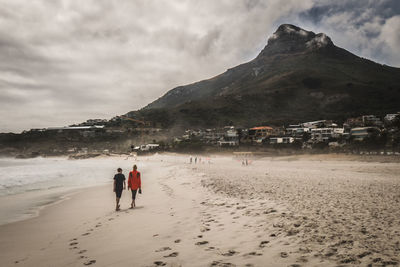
[128,164,142,208]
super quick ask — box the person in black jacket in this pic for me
[113,168,126,211]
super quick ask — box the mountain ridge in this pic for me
[133,24,400,127]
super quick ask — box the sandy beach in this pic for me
[0,154,399,267]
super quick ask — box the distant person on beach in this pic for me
[113,168,126,211]
[128,165,142,209]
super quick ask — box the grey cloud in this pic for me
[296,0,400,67]
[301,0,400,24]
[0,0,398,132]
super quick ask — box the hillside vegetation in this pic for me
[130,24,400,128]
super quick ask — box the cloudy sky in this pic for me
[0,0,399,132]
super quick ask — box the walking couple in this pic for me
[113,165,142,211]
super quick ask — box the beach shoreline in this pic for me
[2,152,398,226]
[0,154,399,267]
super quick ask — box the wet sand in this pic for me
[0,155,399,267]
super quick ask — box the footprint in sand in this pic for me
[263,208,277,214]
[78,250,87,254]
[155,247,171,252]
[163,252,179,258]
[297,256,308,263]
[259,241,269,248]
[357,251,371,258]
[82,233,90,236]
[174,239,181,243]
[69,242,79,249]
[154,261,166,266]
[200,226,210,232]
[280,252,289,258]
[210,260,236,266]
[244,251,263,256]
[14,257,28,264]
[83,259,96,265]
[195,241,209,245]
[221,250,238,256]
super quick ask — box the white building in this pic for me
[203,129,225,144]
[217,140,238,146]
[285,127,310,137]
[301,120,326,129]
[270,137,295,144]
[362,115,383,126]
[384,113,399,122]
[139,144,160,151]
[311,128,344,142]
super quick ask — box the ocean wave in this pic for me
[0,157,136,196]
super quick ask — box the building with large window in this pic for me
[350,127,380,141]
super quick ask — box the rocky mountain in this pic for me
[131,24,400,127]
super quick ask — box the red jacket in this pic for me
[128,170,141,190]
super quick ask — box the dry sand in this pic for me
[0,154,399,267]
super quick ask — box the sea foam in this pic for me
[0,157,137,197]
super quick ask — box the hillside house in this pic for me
[362,115,383,127]
[203,129,224,144]
[301,120,326,129]
[248,126,274,142]
[285,126,310,137]
[384,113,400,122]
[344,117,364,128]
[311,128,344,142]
[224,126,239,144]
[350,127,381,141]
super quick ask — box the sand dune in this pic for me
[0,155,399,267]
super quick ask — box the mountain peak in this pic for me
[258,24,333,57]
[141,22,400,127]
[274,24,311,36]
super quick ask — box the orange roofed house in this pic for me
[248,126,274,143]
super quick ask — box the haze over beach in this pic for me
[1,1,400,267]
